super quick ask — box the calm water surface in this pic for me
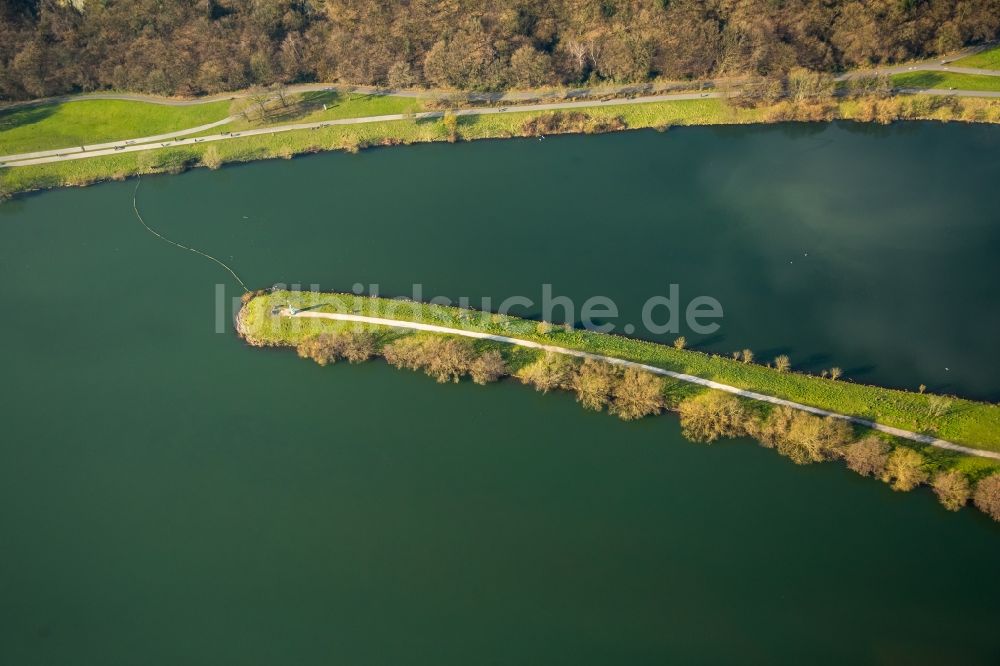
[1,122,999,664]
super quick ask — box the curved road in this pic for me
[0,90,729,167]
[284,309,1000,460]
[3,82,999,169]
[1,42,996,111]
[0,116,236,163]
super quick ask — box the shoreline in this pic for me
[3,92,999,201]
[237,290,1000,465]
[236,289,1000,520]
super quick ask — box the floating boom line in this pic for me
[132,178,250,293]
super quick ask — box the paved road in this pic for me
[283,309,1000,460]
[0,90,730,167]
[0,116,236,163]
[3,83,999,169]
[0,80,710,110]
[897,87,1000,97]
[1,42,995,112]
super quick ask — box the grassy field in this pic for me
[3,93,999,199]
[237,290,1000,475]
[0,99,232,155]
[0,97,759,195]
[953,44,1000,69]
[228,91,425,131]
[891,71,1000,92]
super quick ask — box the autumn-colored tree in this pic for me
[516,353,577,393]
[780,412,853,464]
[571,359,619,411]
[297,334,341,366]
[882,448,929,492]
[678,391,752,443]
[296,330,377,366]
[339,331,377,363]
[610,368,665,421]
[932,470,971,511]
[422,338,475,383]
[2,0,996,101]
[973,474,1000,522]
[753,407,851,464]
[382,335,475,382]
[469,350,507,385]
[509,46,555,88]
[841,436,890,477]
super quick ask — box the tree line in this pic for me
[294,328,1000,523]
[2,0,998,101]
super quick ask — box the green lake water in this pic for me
[1,122,999,664]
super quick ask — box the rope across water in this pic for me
[132,178,250,293]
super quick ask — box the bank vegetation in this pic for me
[237,290,1000,524]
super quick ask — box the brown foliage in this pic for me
[610,368,665,421]
[753,406,852,464]
[841,436,890,477]
[881,448,929,492]
[296,330,377,366]
[520,112,626,136]
[382,335,475,383]
[677,391,752,443]
[571,359,620,411]
[469,350,507,385]
[973,474,1000,521]
[932,470,971,511]
[516,353,577,393]
[2,0,998,100]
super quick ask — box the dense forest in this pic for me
[1,0,998,100]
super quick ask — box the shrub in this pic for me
[536,321,555,335]
[786,68,835,102]
[881,448,928,492]
[753,405,796,449]
[469,350,507,385]
[383,335,475,383]
[973,474,1000,522]
[927,395,953,419]
[841,436,890,477]
[848,73,892,99]
[931,471,971,512]
[516,353,577,393]
[422,337,475,383]
[202,145,223,169]
[297,334,341,366]
[828,367,843,380]
[673,336,686,350]
[442,111,458,142]
[339,331,377,363]
[571,359,619,411]
[755,408,851,464]
[773,355,790,372]
[296,331,377,366]
[610,368,664,421]
[382,336,426,371]
[740,349,754,364]
[677,391,752,443]
[780,412,852,464]
[520,111,625,136]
